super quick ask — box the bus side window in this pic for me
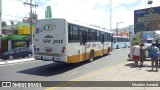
[80,32,83,45]
[101,34,105,43]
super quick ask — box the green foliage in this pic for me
[1,21,7,27]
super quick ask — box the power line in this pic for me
[2,14,28,18]
[1,19,21,22]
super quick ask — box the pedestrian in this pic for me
[132,42,140,66]
[155,40,160,49]
[155,40,160,65]
[149,43,159,71]
[157,51,160,66]
[140,43,146,67]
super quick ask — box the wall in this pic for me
[18,23,35,34]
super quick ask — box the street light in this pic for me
[148,0,153,7]
[148,0,153,5]
[116,22,123,36]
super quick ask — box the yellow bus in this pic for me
[34,18,112,63]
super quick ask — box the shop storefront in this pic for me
[1,34,30,52]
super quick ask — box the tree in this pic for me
[10,20,14,25]
[1,21,7,27]
[10,20,15,30]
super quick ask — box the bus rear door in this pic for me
[79,30,87,61]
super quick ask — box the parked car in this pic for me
[1,47,32,60]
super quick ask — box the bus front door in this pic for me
[79,31,87,61]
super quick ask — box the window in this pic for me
[88,29,96,41]
[72,25,79,41]
[113,38,116,42]
[106,33,111,41]
[68,24,79,42]
[68,24,73,41]
[101,32,105,42]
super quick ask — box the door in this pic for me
[101,34,105,54]
[79,30,87,61]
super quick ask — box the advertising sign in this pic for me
[2,34,30,41]
[134,6,160,32]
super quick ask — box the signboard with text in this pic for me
[2,34,30,41]
[134,6,160,32]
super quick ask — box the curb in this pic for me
[0,58,35,65]
[127,58,151,61]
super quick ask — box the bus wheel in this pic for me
[41,56,43,60]
[116,45,119,49]
[107,48,110,54]
[89,51,94,62]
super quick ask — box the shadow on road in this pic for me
[18,61,89,76]
[18,54,111,76]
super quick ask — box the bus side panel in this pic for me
[67,43,88,63]
[67,43,79,63]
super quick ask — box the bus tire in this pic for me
[41,56,43,60]
[89,51,94,62]
[107,47,110,54]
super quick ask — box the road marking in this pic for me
[45,61,127,90]
[0,58,39,66]
[0,61,6,65]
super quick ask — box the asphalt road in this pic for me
[0,48,129,89]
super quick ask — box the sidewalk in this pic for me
[0,58,35,65]
[46,61,160,90]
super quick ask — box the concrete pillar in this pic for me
[0,0,2,49]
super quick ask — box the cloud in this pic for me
[2,0,160,29]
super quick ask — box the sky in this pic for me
[1,0,160,30]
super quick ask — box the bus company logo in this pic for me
[148,8,154,14]
[41,24,56,32]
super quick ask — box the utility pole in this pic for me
[23,0,38,54]
[110,0,112,31]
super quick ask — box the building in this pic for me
[111,25,134,37]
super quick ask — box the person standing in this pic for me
[155,40,160,49]
[140,43,146,67]
[132,42,140,66]
[149,43,159,71]
[157,51,160,66]
[155,40,160,65]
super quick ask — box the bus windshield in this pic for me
[146,40,152,43]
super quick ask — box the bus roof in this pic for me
[37,18,112,34]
